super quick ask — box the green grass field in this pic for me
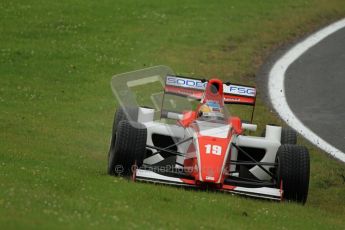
[1,0,345,229]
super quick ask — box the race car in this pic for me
[107,66,310,204]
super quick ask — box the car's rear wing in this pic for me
[164,75,256,105]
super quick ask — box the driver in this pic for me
[198,101,224,120]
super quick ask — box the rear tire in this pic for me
[276,144,310,204]
[108,120,147,176]
[281,128,297,145]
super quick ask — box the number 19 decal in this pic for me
[205,144,222,156]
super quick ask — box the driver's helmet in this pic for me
[198,101,224,120]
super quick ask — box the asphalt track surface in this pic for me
[284,27,345,153]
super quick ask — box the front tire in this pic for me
[276,144,310,204]
[108,106,138,171]
[108,120,147,176]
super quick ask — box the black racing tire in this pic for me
[108,120,147,176]
[111,106,138,140]
[261,126,297,145]
[108,106,138,167]
[276,144,310,204]
[281,127,297,145]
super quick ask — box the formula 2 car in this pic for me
[107,66,310,204]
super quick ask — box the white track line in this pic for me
[269,18,345,163]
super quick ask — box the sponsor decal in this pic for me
[166,76,206,90]
[205,101,222,112]
[166,75,256,98]
[225,98,240,101]
[224,84,256,97]
[206,101,221,108]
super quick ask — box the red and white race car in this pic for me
[107,66,310,203]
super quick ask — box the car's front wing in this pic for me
[135,169,282,201]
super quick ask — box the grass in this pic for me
[1,0,345,229]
